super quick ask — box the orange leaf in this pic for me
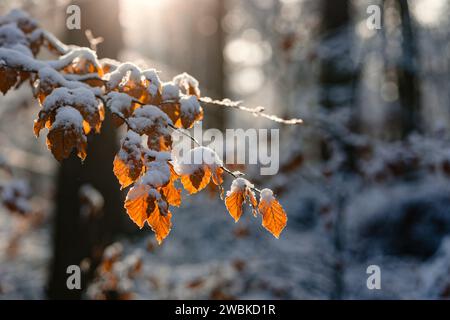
[161,180,181,207]
[146,205,172,245]
[46,110,87,161]
[124,184,172,244]
[225,190,245,222]
[224,178,257,222]
[258,189,287,238]
[113,131,143,189]
[159,102,181,127]
[211,167,224,186]
[124,184,154,228]
[113,155,143,189]
[180,166,211,194]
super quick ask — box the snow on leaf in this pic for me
[124,184,154,229]
[258,188,287,238]
[179,95,203,129]
[175,146,223,194]
[124,184,172,244]
[1,179,32,214]
[173,72,200,97]
[46,106,87,161]
[113,131,143,189]
[180,166,212,194]
[161,82,180,102]
[225,178,257,222]
[37,87,103,134]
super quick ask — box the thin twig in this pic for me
[167,124,262,194]
[200,96,303,125]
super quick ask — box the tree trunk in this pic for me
[397,0,421,137]
[318,0,357,300]
[165,0,226,130]
[47,0,133,299]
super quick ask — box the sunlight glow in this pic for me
[412,0,446,27]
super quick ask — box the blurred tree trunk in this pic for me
[319,0,356,111]
[396,0,421,137]
[319,0,359,167]
[194,0,226,130]
[47,0,133,299]
[382,0,421,139]
[166,0,226,130]
[318,0,358,300]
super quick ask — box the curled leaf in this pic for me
[46,107,87,161]
[225,178,257,222]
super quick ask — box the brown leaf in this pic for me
[224,178,257,222]
[161,180,181,207]
[46,123,87,161]
[258,189,287,238]
[180,166,212,194]
[159,102,181,127]
[225,190,245,222]
[113,155,143,189]
[124,185,172,244]
[0,67,19,95]
[124,184,155,229]
[146,204,172,245]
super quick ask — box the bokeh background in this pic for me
[1,0,450,299]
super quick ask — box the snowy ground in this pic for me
[0,208,50,299]
[86,172,450,300]
[1,175,450,299]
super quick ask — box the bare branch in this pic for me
[200,96,303,125]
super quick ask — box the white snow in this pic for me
[105,62,142,89]
[161,82,180,101]
[0,23,28,47]
[228,178,253,194]
[42,87,98,114]
[180,95,202,116]
[48,47,101,71]
[106,91,133,116]
[173,72,200,96]
[128,105,172,134]
[173,146,223,175]
[260,188,275,202]
[142,68,161,97]
[141,160,171,188]
[52,106,84,129]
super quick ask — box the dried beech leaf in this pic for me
[180,166,212,194]
[124,184,154,229]
[225,190,245,222]
[113,155,143,189]
[258,189,287,238]
[46,125,87,161]
[146,205,172,245]
[224,178,256,222]
[0,67,19,95]
[161,181,181,207]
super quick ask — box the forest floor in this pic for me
[1,174,450,299]
[0,208,50,299]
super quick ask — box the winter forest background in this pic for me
[1,0,450,299]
